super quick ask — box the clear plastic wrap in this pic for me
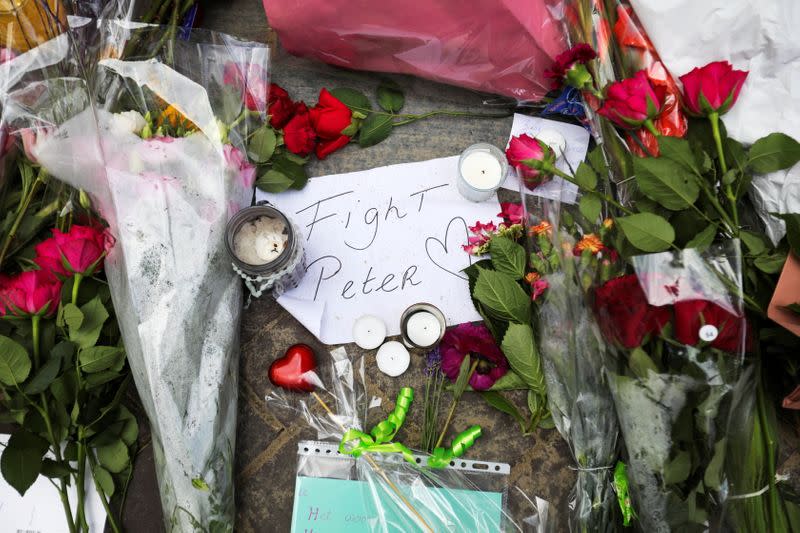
[266,346,520,532]
[1,18,269,531]
[261,0,566,102]
[594,241,748,532]
[519,187,622,531]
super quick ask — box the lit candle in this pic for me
[376,341,411,377]
[405,312,442,348]
[352,315,387,350]
[456,143,508,202]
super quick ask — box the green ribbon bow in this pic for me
[427,425,482,469]
[338,387,483,469]
[614,461,635,526]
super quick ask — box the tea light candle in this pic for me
[405,311,441,348]
[352,315,387,350]
[456,143,508,202]
[233,216,288,265]
[376,341,410,377]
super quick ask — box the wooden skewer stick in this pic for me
[311,391,434,533]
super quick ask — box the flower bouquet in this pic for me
[1,19,269,530]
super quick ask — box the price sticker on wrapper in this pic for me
[699,324,719,342]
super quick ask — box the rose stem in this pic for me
[311,391,434,533]
[434,358,479,450]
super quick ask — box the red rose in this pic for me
[0,270,62,318]
[679,61,748,117]
[315,135,350,160]
[598,70,665,129]
[267,83,297,129]
[674,300,747,353]
[283,103,316,157]
[309,89,353,140]
[544,43,597,90]
[36,224,113,277]
[223,62,269,113]
[593,274,670,349]
[34,238,70,277]
[505,134,556,190]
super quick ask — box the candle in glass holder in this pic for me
[400,303,447,349]
[457,143,508,202]
[233,215,288,265]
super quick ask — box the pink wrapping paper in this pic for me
[262,0,565,102]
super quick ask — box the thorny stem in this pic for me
[549,166,635,216]
[0,172,46,269]
[434,359,479,449]
[71,274,83,306]
[88,452,122,533]
[708,112,741,231]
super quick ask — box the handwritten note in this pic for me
[257,157,500,345]
[291,476,504,532]
[502,114,591,203]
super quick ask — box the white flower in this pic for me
[110,111,147,135]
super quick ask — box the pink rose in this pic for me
[0,270,62,318]
[35,224,114,278]
[598,70,665,129]
[498,202,524,225]
[679,61,748,117]
[505,134,556,190]
[224,144,256,189]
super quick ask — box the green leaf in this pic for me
[501,323,545,394]
[748,133,800,173]
[725,138,747,171]
[704,438,727,490]
[247,126,277,163]
[62,303,84,331]
[92,465,115,497]
[69,296,109,350]
[376,84,405,113]
[0,429,49,496]
[453,355,473,398]
[739,230,766,255]
[486,370,528,391]
[283,152,309,165]
[85,370,122,389]
[256,169,293,193]
[358,113,393,148]
[473,269,531,324]
[119,414,139,447]
[658,137,703,176]
[192,477,210,491]
[23,354,61,395]
[272,156,309,190]
[587,146,608,175]
[488,237,526,280]
[95,439,129,474]
[574,162,598,190]
[634,156,699,210]
[579,194,601,222]
[480,391,526,432]
[40,458,73,479]
[663,450,691,485]
[754,252,787,274]
[774,213,800,255]
[686,224,717,251]
[330,88,372,112]
[629,347,657,379]
[617,213,675,253]
[79,346,124,373]
[0,335,31,387]
[50,372,77,406]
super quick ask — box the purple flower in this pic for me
[440,323,509,391]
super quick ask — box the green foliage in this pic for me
[0,335,31,386]
[634,155,699,210]
[358,113,393,147]
[473,269,531,324]
[247,126,277,163]
[488,237,526,280]
[376,83,405,113]
[329,88,372,112]
[0,430,49,496]
[616,213,675,252]
[480,391,527,432]
[501,324,546,394]
[747,133,800,174]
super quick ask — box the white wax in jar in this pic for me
[459,151,503,189]
[352,315,387,350]
[405,311,441,347]
[376,341,411,377]
[233,216,288,266]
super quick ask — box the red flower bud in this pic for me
[0,270,62,318]
[679,61,748,117]
[544,43,597,90]
[593,274,670,349]
[267,83,297,129]
[309,89,353,140]
[505,134,556,190]
[283,103,316,157]
[598,70,665,129]
[35,224,113,278]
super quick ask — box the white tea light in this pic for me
[535,129,567,159]
[376,341,410,377]
[352,315,387,350]
[405,311,442,348]
[457,143,508,202]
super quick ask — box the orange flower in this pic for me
[525,272,541,284]
[158,104,197,132]
[530,221,552,236]
[574,233,605,255]
[602,218,614,229]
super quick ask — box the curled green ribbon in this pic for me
[339,388,416,464]
[614,461,635,527]
[427,425,482,469]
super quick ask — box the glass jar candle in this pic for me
[225,203,305,298]
[456,143,508,202]
[400,303,447,350]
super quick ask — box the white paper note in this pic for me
[502,114,591,203]
[258,157,500,345]
[0,434,106,533]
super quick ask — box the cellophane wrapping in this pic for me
[266,347,521,532]
[1,17,269,530]
[594,241,748,532]
[520,187,622,531]
[262,0,566,102]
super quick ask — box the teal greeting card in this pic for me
[291,476,504,532]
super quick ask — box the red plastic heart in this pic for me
[269,343,317,392]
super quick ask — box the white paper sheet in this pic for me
[0,434,106,533]
[501,114,591,204]
[258,157,500,345]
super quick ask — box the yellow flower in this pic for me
[574,233,605,254]
[157,104,198,132]
[602,218,614,229]
[529,220,553,236]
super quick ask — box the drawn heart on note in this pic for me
[425,217,473,280]
[269,344,318,392]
